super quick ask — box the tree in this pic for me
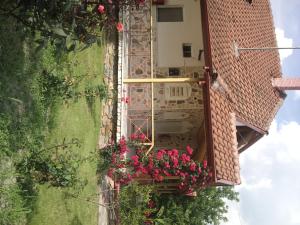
[152,186,239,225]
[0,0,145,52]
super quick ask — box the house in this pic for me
[116,0,287,190]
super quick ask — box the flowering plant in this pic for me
[1,0,146,53]
[100,137,212,193]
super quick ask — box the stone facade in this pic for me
[118,1,205,152]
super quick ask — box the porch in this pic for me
[117,0,208,166]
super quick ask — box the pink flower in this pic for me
[97,4,105,14]
[119,136,126,146]
[157,175,164,182]
[198,167,202,174]
[139,133,146,141]
[111,153,116,164]
[171,149,179,157]
[107,168,114,178]
[172,157,179,168]
[186,145,193,155]
[121,97,129,104]
[178,182,185,190]
[116,22,124,32]
[108,0,112,3]
[156,151,164,160]
[130,133,138,140]
[189,162,196,171]
[192,176,197,183]
[203,160,208,169]
[153,169,160,175]
[147,159,154,170]
[164,162,170,169]
[140,166,148,174]
[148,200,156,208]
[131,155,139,166]
[181,153,191,164]
[163,170,171,176]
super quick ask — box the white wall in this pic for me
[154,0,204,68]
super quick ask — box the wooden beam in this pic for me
[123,78,205,83]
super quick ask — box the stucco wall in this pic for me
[153,0,204,67]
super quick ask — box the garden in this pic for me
[0,1,238,225]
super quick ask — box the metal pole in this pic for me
[233,41,300,57]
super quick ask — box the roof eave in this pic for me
[200,0,216,184]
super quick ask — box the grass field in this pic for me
[0,15,104,225]
[28,47,103,225]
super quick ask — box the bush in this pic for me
[151,186,239,225]
[0,155,28,225]
[119,182,154,225]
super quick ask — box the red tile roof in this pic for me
[205,0,284,184]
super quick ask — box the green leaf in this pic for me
[154,218,167,225]
[157,206,165,217]
[52,28,68,37]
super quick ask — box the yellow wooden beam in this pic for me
[123,78,205,83]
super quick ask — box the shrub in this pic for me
[119,182,153,225]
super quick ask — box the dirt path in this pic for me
[97,37,119,225]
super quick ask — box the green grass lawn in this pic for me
[1,15,104,225]
[28,47,104,225]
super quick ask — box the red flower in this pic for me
[131,155,140,166]
[178,182,185,190]
[181,153,191,164]
[180,172,186,178]
[198,167,202,174]
[147,159,154,171]
[171,149,179,157]
[191,176,197,183]
[203,160,208,169]
[189,162,196,171]
[157,175,164,182]
[117,163,125,168]
[186,145,193,155]
[164,162,170,169]
[139,133,146,141]
[111,153,117,164]
[119,136,126,146]
[116,22,124,32]
[156,151,164,160]
[107,168,114,178]
[148,200,156,208]
[172,157,179,168]
[153,169,160,175]
[97,4,105,14]
[130,133,138,140]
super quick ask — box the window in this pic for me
[182,44,192,58]
[169,68,180,76]
[157,7,183,22]
[165,83,191,100]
